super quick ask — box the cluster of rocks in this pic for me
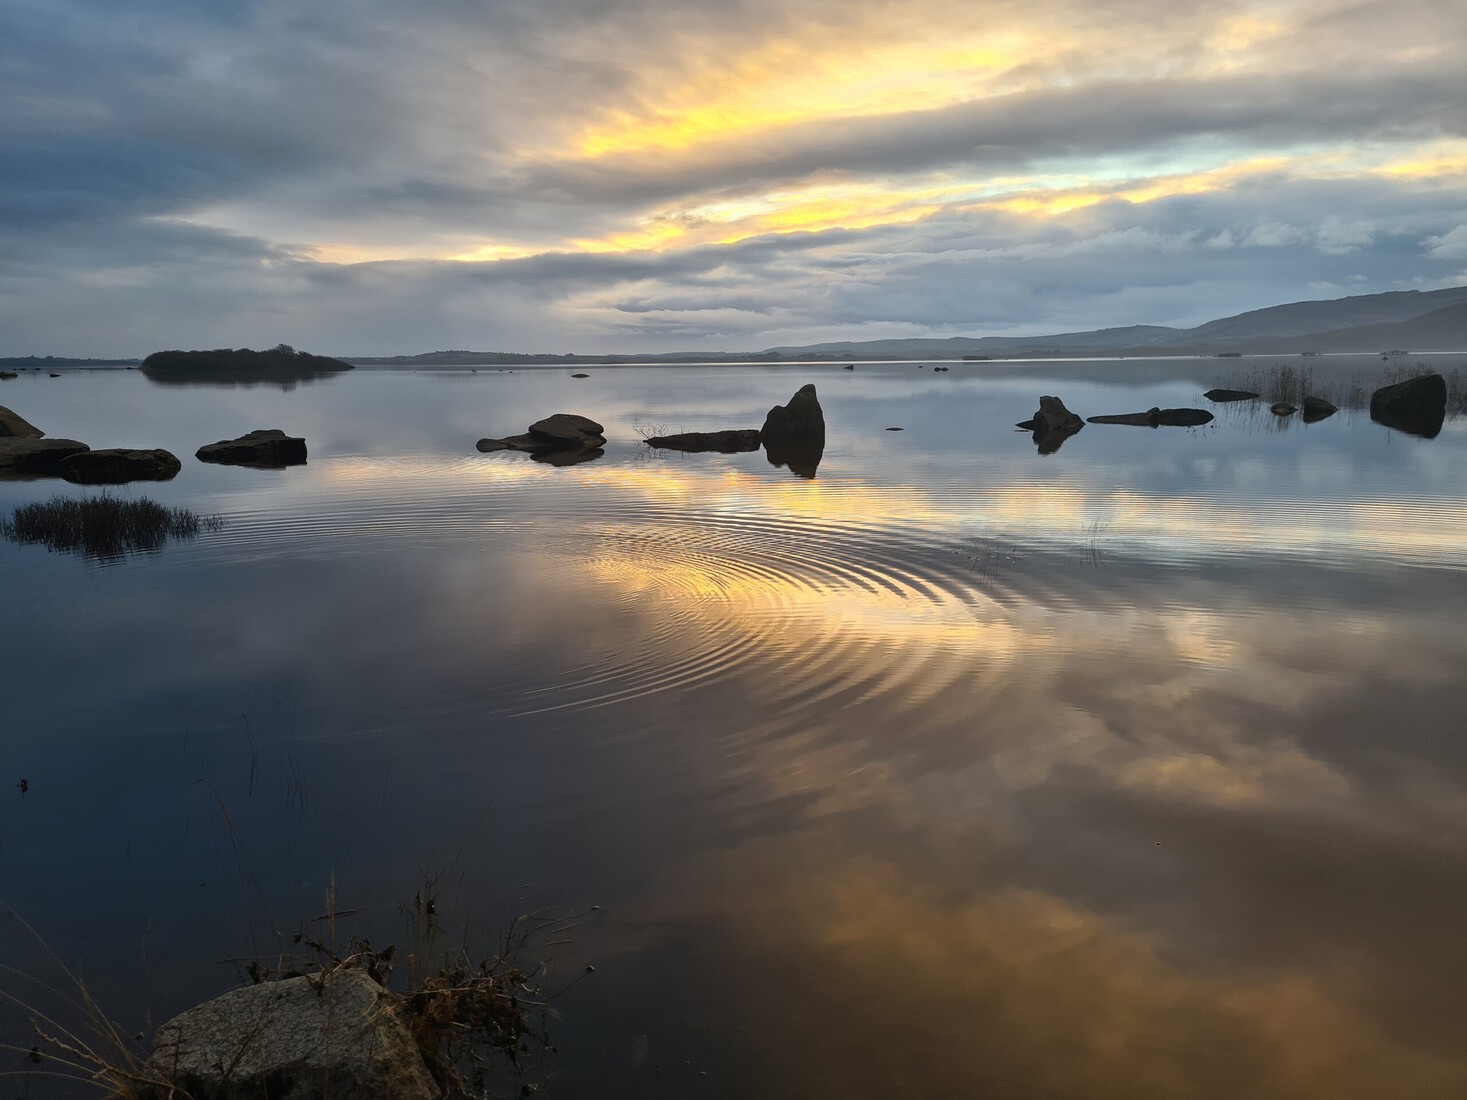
[1017,396,1216,453]
[477,385,829,477]
[0,404,308,483]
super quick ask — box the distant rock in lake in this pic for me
[59,448,182,484]
[478,412,606,464]
[1024,395,1084,454]
[1302,396,1338,422]
[1087,407,1214,428]
[197,429,307,468]
[0,371,16,380]
[0,404,43,438]
[644,429,761,453]
[1370,373,1446,438]
[1204,389,1259,402]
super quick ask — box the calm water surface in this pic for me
[2,359,1466,1098]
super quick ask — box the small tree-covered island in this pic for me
[141,344,354,379]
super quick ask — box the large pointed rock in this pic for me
[760,384,825,444]
[139,969,439,1100]
[1020,395,1084,454]
[1370,373,1446,438]
[0,404,43,438]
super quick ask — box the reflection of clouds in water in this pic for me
[684,848,1467,1099]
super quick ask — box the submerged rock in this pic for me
[0,370,17,380]
[1024,395,1084,454]
[1086,407,1214,427]
[139,968,438,1100]
[1301,395,1338,422]
[59,448,181,484]
[1270,402,1297,416]
[0,404,43,438]
[1203,388,1259,402]
[0,438,90,476]
[196,429,308,468]
[644,429,761,453]
[1370,373,1446,438]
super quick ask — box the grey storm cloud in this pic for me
[2,0,1465,354]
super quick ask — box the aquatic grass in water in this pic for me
[1216,362,1466,413]
[1,495,220,560]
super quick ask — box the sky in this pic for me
[3,0,1466,357]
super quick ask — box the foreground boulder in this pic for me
[1203,388,1259,402]
[59,448,181,484]
[0,437,90,476]
[1018,395,1084,454]
[138,969,439,1100]
[1086,407,1214,427]
[644,429,761,453]
[1302,395,1338,422]
[478,413,605,464]
[1370,373,1446,438]
[0,404,43,438]
[197,429,308,467]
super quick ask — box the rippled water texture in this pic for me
[3,360,1466,1098]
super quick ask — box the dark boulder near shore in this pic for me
[59,448,182,484]
[1087,407,1214,428]
[0,438,90,475]
[197,429,307,468]
[478,413,606,465]
[0,404,43,438]
[644,429,761,453]
[1370,373,1446,438]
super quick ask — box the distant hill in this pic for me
[762,287,1467,360]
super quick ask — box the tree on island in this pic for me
[140,345,354,373]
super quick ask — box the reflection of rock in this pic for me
[1270,403,1297,416]
[1024,395,1084,454]
[1301,396,1337,422]
[1086,407,1214,427]
[477,412,606,462]
[1203,388,1259,402]
[59,448,182,484]
[0,438,90,476]
[0,405,43,438]
[764,437,824,478]
[644,429,761,453]
[143,969,437,1100]
[762,384,825,444]
[196,429,307,468]
[1370,373,1446,439]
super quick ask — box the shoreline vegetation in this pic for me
[1215,361,1465,415]
[0,496,220,560]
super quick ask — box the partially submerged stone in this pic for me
[1024,395,1084,454]
[1203,388,1259,402]
[0,437,90,476]
[1301,395,1338,423]
[59,448,181,484]
[643,429,761,453]
[1370,373,1446,438]
[761,384,825,444]
[0,404,43,438]
[139,968,439,1100]
[1086,407,1214,428]
[1270,402,1297,416]
[197,429,308,468]
[477,412,606,463]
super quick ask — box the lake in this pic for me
[3,357,1466,1098]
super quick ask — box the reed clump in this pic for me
[1,495,220,560]
[1216,362,1465,414]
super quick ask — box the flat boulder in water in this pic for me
[1204,388,1259,402]
[196,429,307,468]
[59,448,181,484]
[478,412,606,464]
[1370,373,1446,438]
[0,438,90,475]
[644,429,761,453]
[1086,407,1214,427]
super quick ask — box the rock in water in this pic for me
[1270,402,1297,416]
[1370,373,1446,438]
[1203,388,1259,402]
[139,969,438,1100]
[0,405,43,438]
[196,429,308,468]
[477,412,606,464]
[1301,395,1338,422]
[1026,395,1084,454]
[58,448,181,484]
[1086,407,1214,427]
[644,429,761,453]
[761,384,825,444]
[0,438,90,475]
